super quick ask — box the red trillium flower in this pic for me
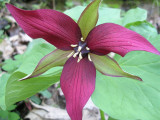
[6,0,160,120]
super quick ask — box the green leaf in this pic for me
[108,117,117,120]
[2,54,23,73]
[125,21,158,40]
[0,39,63,110]
[64,6,85,22]
[39,89,52,99]
[92,22,160,120]
[122,7,147,26]
[0,110,20,120]
[4,70,61,109]
[30,95,41,105]
[77,0,101,40]
[8,112,20,120]
[64,6,122,25]
[0,74,10,110]
[64,6,148,27]
[97,7,122,25]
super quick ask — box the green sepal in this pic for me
[90,53,142,81]
[77,0,101,40]
[20,49,71,81]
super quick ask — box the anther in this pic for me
[67,51,75,58]
[77,52,83,63]
[81,37,85,42]
[73,52,79,58]
[88,54,92,62]
[86,47,90,50]
[78,46,82,52]
[71,44,78,47]
[79,52,83,59]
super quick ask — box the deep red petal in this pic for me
[87,23,160,56]
[6,4,81,50]
[60,57,96,120]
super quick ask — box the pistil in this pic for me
[78,46,82,52]
[69,40,92,63]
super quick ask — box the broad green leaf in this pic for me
[92,71,160,120]
[64,6,122,25]
[0,39,63,110]
[125,21,158,40]
[5,70,61,109]
[64,6,85,20]
[97,7,122,25]
[122,7,147,26]
[77,0,101,40]
[0,74,10,110]
[108,117,117,120]
[92,21,160,120]
[64,6,148,27]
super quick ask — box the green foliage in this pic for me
[0,105,20,120]
[108,117,117,120]
[0,0,10,9]
[92,19,160,120]
[0,39,62,110]
[30,96,41,105]
[0,3,159,120]
[125,21,158,39]
[64,6,147,26]
[64,6,122,25]
[39,89,52,99]
[122,7,147,26]
[2,55,23,73]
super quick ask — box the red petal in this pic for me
[6,4,81,50]
[60,57,96,120]
[87,23,160,56]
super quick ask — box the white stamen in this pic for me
[77,52,83,63]
[78,46,82,52]
[86,47,90,50]
[73,52,79,58]
[81,37,85,42]
[79,52,83,59]
[88,54,92,61]
[67,51,75,58]
[77,58,81,63]
[71,44,78,47]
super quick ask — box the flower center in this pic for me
[67,37,92,63]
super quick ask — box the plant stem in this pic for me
[53,0,56,9]
[100,109,105,120]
